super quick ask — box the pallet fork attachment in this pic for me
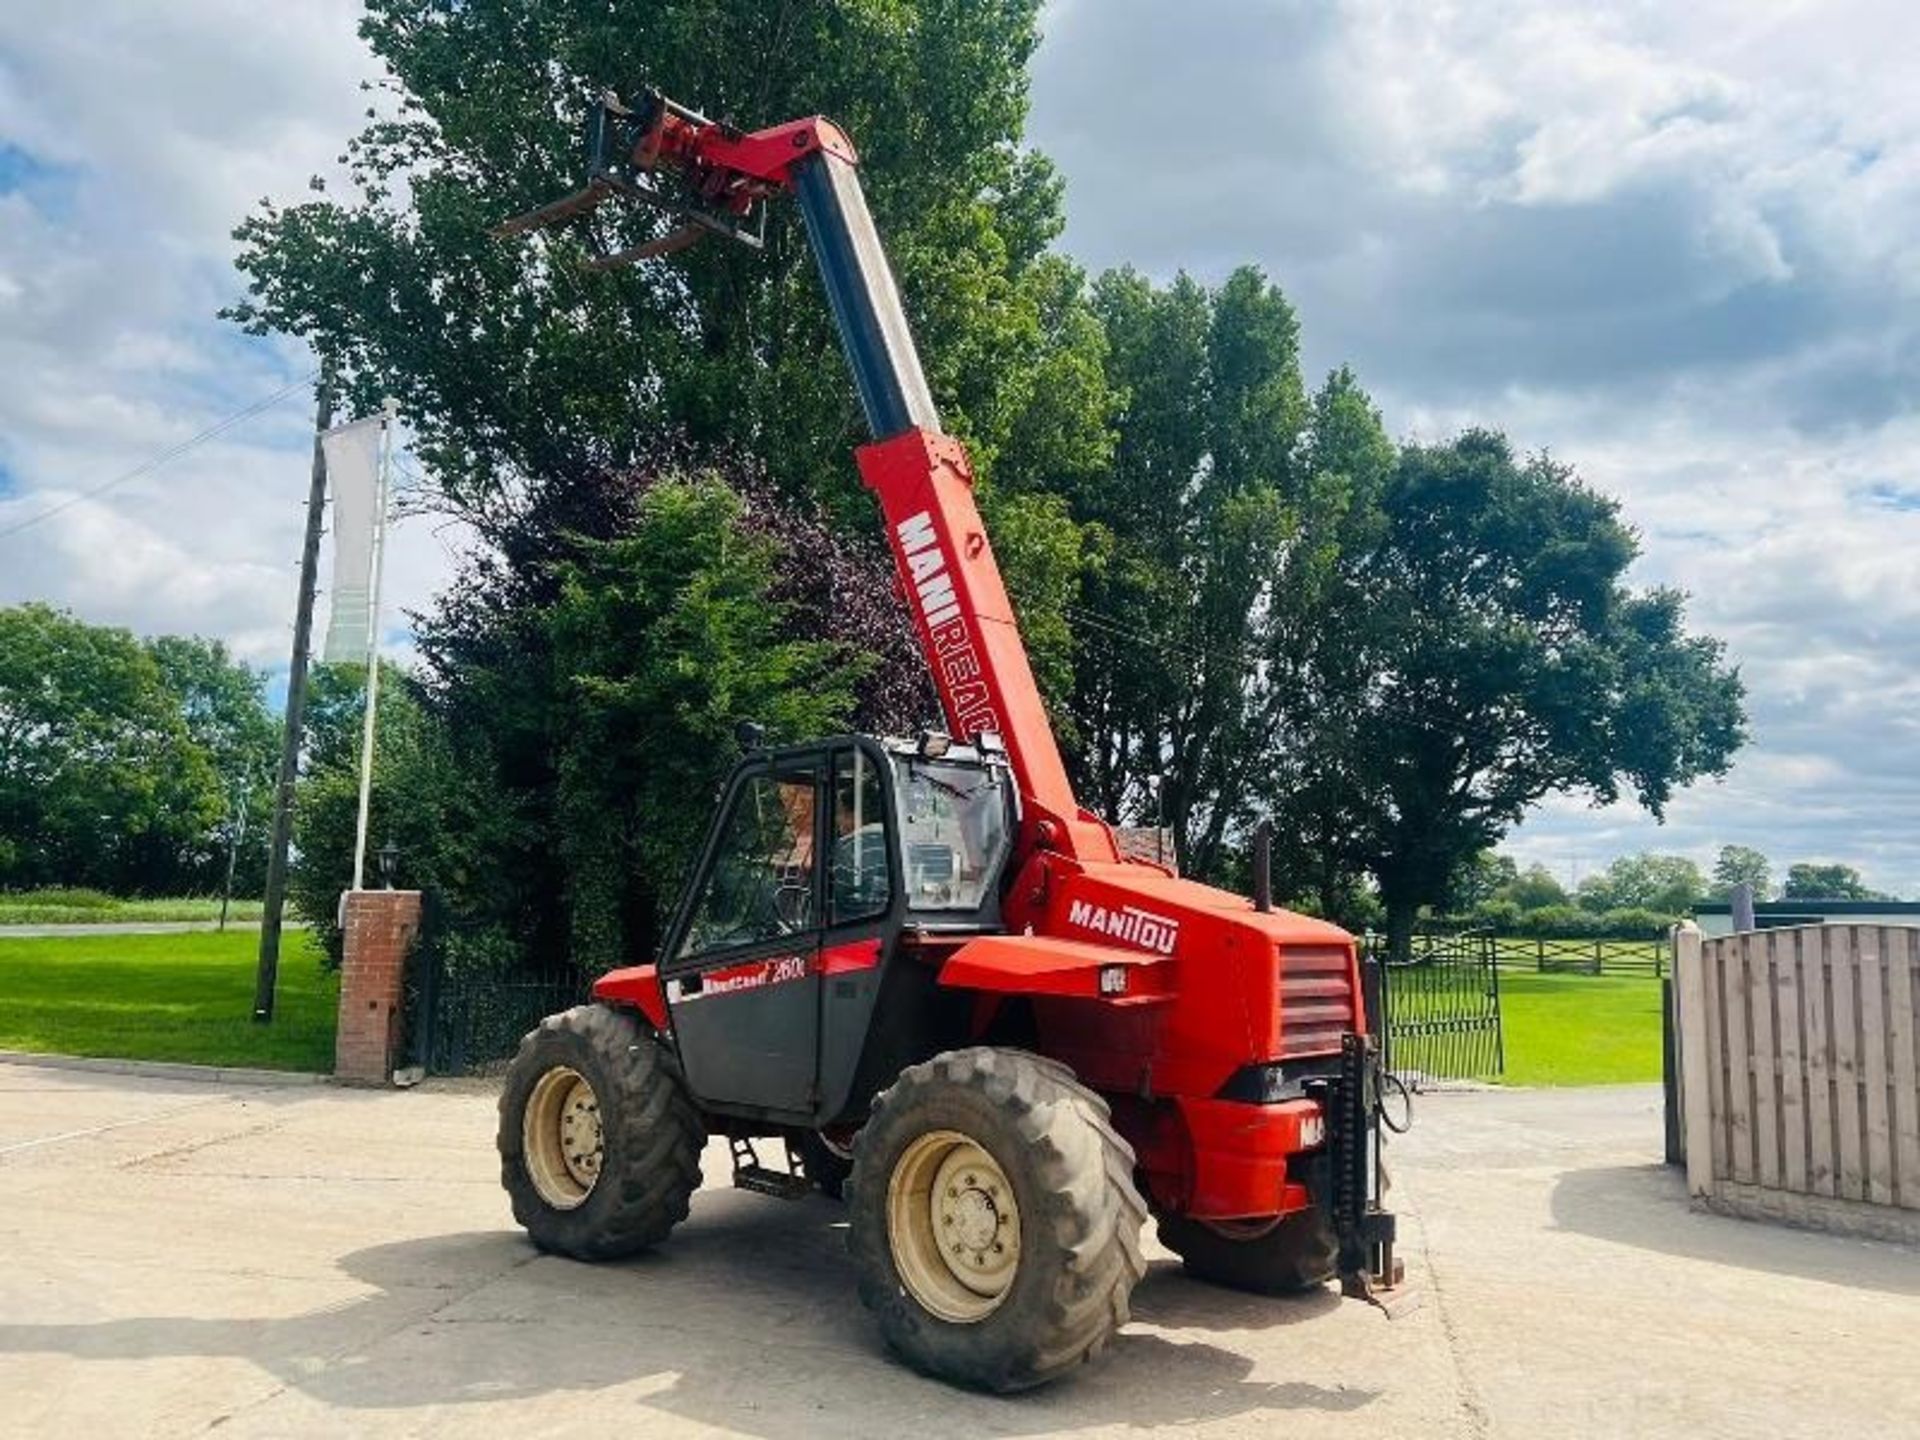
[490,90,770,266]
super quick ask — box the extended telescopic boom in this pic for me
[499,91,1116,861]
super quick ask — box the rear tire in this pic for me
[847,1047,1147,1392]
[498,1004,705,1260]
[1157,1208,1337,1295]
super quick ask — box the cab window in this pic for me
[831,747,891,923]
[680,764,818,956]
[893,758,1011,911]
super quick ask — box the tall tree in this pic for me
[1066,265,1350,880]
[1709,844,1772,900]
[228,0,1117,759]
[1264,432,1746,957]
[0,605,222,893]
[146,636,279,893]
[1781,862,1886,902]
[294,459,889,974]
[225,0,1107,659]
[1576,852,1706,917]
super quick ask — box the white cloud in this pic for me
[0,2,457,672]
[1032,0,1920,895]
[1,0,1915,898]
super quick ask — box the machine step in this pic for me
[729,1137,813,1200]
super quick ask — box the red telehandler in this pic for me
[494,89,1407,1392]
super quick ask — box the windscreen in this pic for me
[893,758,1011,912]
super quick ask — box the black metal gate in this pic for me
[406,894,591,1075]
[1373,929,1504,1081]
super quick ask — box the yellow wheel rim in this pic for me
[522,1066,603,1210]
[886,1129,1021,1323]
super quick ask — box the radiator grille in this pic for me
[1277,945,1354,1057]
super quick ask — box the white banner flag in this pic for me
[321,416,387,664]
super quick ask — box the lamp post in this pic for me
[377,839,399,890]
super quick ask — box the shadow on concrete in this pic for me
[1130,1259,1345,1332]
[1549,1162,1920,1297]
[0,1193,1377,1434]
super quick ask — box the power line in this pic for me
[0,369,321,543]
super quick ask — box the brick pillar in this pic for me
[335,890,422,1085]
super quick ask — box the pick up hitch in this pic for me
[1308,1032,1419,1317]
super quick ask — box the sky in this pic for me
[1,1,1916,896]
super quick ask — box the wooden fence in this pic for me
[1674,922,1920,1242]
[1491,935,1670,977]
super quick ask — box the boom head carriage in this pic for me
[493,89,855,266]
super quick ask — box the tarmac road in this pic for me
[0,1062,1913,1438]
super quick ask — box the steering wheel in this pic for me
[773,881,812,931]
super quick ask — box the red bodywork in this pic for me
[589,102,1365,1224]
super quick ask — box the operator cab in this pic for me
[656,731,1017,1122]
[667,731,1017,962]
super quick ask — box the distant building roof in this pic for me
[1694,899,1920,916]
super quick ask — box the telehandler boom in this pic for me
[495,89,1406,1393]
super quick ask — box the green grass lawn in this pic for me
[0,889,265,926]
[1494,971,1665,1086]
[0,930,337,1071]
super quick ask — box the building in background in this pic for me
[1693,899,1920,938]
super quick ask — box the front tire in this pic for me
[1157,1207,1338,1295]
[847,1047,1147,1392]
[498,1004,705,1260]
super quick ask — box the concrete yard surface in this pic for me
[0,1064,1914,1438]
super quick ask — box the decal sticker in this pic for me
[1065,898,1180,956]
[674,952,810,1003]
[896,510,1000,738]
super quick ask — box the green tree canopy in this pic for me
[1576,852,1706,917]
[1452,851,1521,911]
[1781,862,1887,902]
[0,604,226,893]
[1503,863,1572,912]
[1063,267,1380,885]
[1262,431,1745,954]
[226,0,1108,515]
[1709,843,1772,900]
[293,469,864,973]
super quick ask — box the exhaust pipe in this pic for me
[1252,820,1272,913]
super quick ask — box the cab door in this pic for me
[663,755,824,1117]
[815,742,901,1120]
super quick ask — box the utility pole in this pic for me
[254,367,334,1023]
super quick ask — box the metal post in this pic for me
[254,368,333,1023]
[218,790,245,932]
[1731,882,1756,934]
[350,401,398,892]
[1662,974,1682,1164]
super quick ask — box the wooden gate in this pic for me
[1674,922,1920,1241]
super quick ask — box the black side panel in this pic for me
[823,958,974,1126]
[815,954,887,1124]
